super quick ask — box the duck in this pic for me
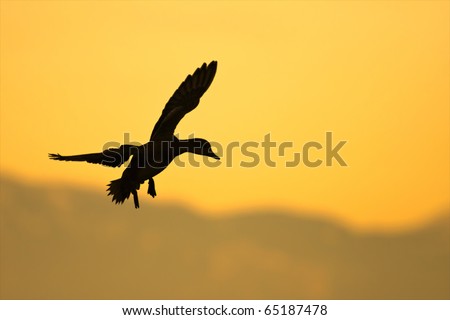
[49,61,220,208]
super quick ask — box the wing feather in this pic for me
[150,61,217,141]
[48,144,137,167]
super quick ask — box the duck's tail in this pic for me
[107,178,141,208]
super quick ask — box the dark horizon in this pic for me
[1,175,449,299]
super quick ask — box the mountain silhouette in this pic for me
[1,175,449,299]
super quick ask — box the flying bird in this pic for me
[49,61,220,208]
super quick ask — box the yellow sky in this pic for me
[1,1,449,231]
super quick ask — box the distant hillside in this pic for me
[1,175,449,299]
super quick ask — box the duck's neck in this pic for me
[176,138,204,156]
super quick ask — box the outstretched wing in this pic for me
[150,61,217,141]
[48,144,137,167]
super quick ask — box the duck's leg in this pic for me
[131,189,140,209]
[147,178,157,198]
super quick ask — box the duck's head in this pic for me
[190,138,220,160]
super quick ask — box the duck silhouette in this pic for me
[49,61,220,208]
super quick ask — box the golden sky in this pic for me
[1,1,449,231]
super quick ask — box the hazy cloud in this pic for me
[1,175,449,299]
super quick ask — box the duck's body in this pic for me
[49,61,219,208]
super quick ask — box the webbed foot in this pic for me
[131,189,140,209]
[147,178,157,198]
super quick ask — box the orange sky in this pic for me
[1,1,449,231]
